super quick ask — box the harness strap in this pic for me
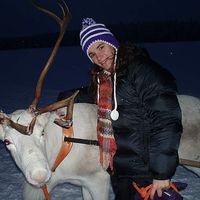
[51,126,74,172]
[133,183,152,199]
[41,91,79,200]
[64,136,99,146]
[42,126,99,199]
[42,185,51,200]
[42,127,73,200]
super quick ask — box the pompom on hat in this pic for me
[80,18,119,60]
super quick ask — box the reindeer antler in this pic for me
[35,90,79,115]
[0,112,30,135]
[0,1,77,136]
[29,0,71,112]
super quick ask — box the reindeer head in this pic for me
[0,109,51,187]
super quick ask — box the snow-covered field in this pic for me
[0,42,200,199]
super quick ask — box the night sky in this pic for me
[0,0,200,38]
[0,0,199,100]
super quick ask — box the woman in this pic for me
[58,18,183,200]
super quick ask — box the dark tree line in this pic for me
[0,20,200,50]
[111,20,200,43]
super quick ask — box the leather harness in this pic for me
[42,125,99,200]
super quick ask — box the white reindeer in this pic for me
[0,103,110,200]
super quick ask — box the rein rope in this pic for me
[132,181,180,200]
[64,136,99,146]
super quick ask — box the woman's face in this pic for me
[88,42,115,72]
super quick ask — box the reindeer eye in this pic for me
[4,139,12,146]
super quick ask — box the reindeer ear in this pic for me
[0,125,6,141]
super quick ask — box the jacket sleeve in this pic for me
[130,57,183,180]
[57,86,95,104]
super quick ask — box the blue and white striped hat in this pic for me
[80,18,119,60]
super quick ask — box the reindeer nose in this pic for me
[31,168,50,184]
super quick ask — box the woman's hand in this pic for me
[150,179,170,199]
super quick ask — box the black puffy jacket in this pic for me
[112,55,182,181]
[58,54,182,182]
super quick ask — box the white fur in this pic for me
[177,95,200,175]
[0,95,200,199]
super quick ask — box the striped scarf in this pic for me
[97,71,117,170]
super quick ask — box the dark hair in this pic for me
[89,43,149,102]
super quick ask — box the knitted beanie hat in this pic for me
[80,18,119,60]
